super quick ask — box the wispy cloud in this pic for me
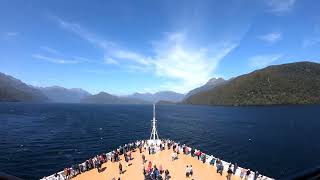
[32,54,78,64]
[55,17,150,67]
[2,32,19,39]
[267,0,296,14]
[40,46,61,56]
[249,54,283,68]
[34,46,94,64]
[54,18,237,93]
[110,50,151,66]
[72,56,93,63]
[104,57,119,65]
[54,16,113,49]
[258,32,282,44]
[5,32,19,37]
[83,69,110,75]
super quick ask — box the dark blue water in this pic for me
[0,103,319,179]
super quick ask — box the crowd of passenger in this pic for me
[146,140,265,180]
[42,141,141,180]
[142,161,170,180]
[42,139,271,180]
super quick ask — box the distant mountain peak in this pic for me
[81,91,149,104]
[37,86,91,103]
[184,77,226,99]
[97,91,113,96]
[127,91,184,103]
[206,77,225,85]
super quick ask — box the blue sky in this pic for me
[1,0,320,95]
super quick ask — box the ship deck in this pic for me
[73,147,242,180]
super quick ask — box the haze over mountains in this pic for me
[80,92,149,104]
[1,61,320,105]
[37,86,91,103]
[126,91,184,103]
[0,72,185,103]
[0,72,48,102]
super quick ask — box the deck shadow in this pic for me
[98,167,106,173]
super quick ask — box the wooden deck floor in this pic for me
[73,148,242,180]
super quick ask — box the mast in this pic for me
[150,104,159,141]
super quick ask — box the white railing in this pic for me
[40,139,274,180]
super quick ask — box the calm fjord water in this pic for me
[0,103,319,179]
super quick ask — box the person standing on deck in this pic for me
[233,163,238,175]
[159,164,163,174]
[125,154,129,167]
[119,162,123,174]
[216,159,224,176]
[254,171,259,180]
[129,151,132,160]
[64,168,69,180]
[142,154,146,164]
[148,161,152,172]
[191,148,195,157]
[165,169,170,180]
[200,153,206,163]
[240,168,246,179]
[245,169,251,180]
[190,165,193,176]
[95,160,101,172]
[196,150,201,160]
[143,167,147,177]
[186,165,190,177]
[227,164,233,180]
[154,167,160,178]
[171,152,178,161]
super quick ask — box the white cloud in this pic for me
[40,46,61,55]
[111,49,151,66]
[32,54,78,64]
[249,54,283,68]
[104,57,119,65]
[55,17,113,49]
[54,18,237,93]
[72,56,93,63]
[258,32,282,44]
[127,65,150,73]
[34,46,92,64]
[2,32,19,39]
[267,0,296,13]
[84,69,110,75]
[5,32,19,37]
[151,32,237,92]
[55,18,150,66]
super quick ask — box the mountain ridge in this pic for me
[37,86,91,103]
[184,61,320,106]
[126,91,184,103]
[0,72,48,102]
[81,92,150,104]
[184,77,226,99]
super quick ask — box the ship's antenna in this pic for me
[150,104,159,141]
